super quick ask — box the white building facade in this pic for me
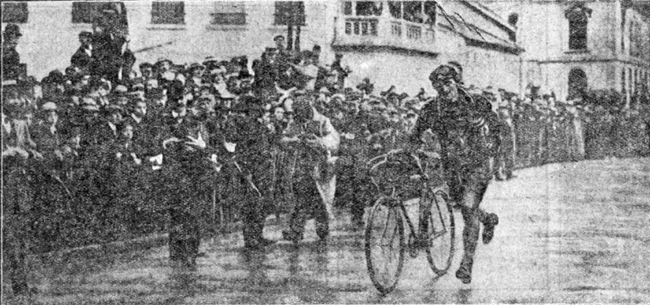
[485,0,650,104]
[2,0,522,95]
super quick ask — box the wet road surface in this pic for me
[4,158,650,304]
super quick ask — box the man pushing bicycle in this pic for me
[408,64,500,284]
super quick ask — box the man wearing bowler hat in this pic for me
[71,31,95,72]
[3,24,23,81]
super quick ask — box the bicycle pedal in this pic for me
[409,245,418,258]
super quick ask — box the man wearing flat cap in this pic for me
[188,63,205,87]
[32,102,64,164]
[253,48,279,100]
[281,98,340,243]
[136,62,154,84]
[409,64,500,284]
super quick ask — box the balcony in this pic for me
[335,15,439,55]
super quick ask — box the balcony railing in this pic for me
[345,18,379,36]
[406,24,421,40]
[390,21,401,37]
[335,16,438,54]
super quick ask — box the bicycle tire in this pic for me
[365,197,405,294]
[424,192,455,275]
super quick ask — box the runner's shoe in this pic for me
[482,213,499,245]
[455,260,473,284]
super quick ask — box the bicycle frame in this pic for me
[368,148,450,250]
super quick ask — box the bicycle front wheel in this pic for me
[424,192,455,275]
[365,197,405,294]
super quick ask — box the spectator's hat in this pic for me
[44,70,65,84]
[82,98,99,111]
[200,82,213,90]
[114,84,128,95]
[139,62,153,70]
[132,82,145,91]
[265,47,278,54]
[42,102,58,111]
[238,69,253,80]
[128,91,145,102]
[216,89,236,100]
[198,95,216,109]
[331,93,345,103]
[3,24,22,37]
[189,63,205,72]
[65,65,81,76]
[156,57,173,66]
[210,66,227,76]
[335,52,344,58]
[429,65,461,84]
[174,73,186,84]
[105,104,124,114]
[356,78,374,93]
[203,56,219,66]
[79,31,93,39]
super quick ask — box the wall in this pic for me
[539,62,617,100]
[485,0,650,102]
[2,0,521,96]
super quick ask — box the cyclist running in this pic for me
[409,64,500,284]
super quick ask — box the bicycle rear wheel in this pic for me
[424,192,455,275]
[365,197,405,294]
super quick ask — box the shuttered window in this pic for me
[274,1,305,26]
[211,1,246,25]
[151,1,185,25]
[2,2,28,23]
[72,1,107,24]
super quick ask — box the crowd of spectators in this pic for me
[3,24,650,255]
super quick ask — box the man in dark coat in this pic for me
[90,4,135,86]
[231,99,277,249]
[2,24,23,81]
[409,65,500,284]
[253,48,279,100]
[71,31,95,72]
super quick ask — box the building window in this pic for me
[424,1,437,25]
[344,1,353,15]
[355,1,382,16]
[72,1,108,24]
[274,1,305,26]
[210,1,246,25]
[388,1,401,18]
[404,1,423,23]
[2,2,28,23]
[565,4,591,50]
[568,68,587,100]
[151,1,185,25]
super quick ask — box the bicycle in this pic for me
[364,148,455,294]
